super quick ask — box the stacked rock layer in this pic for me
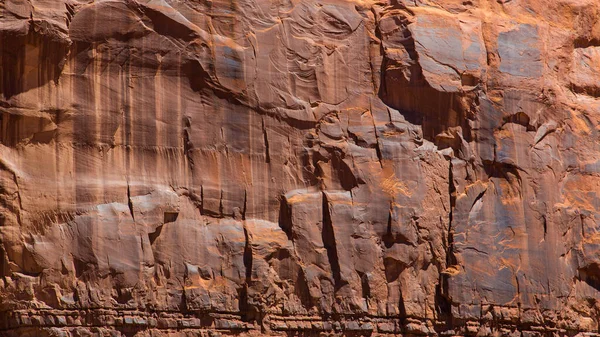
[1,0,600,336]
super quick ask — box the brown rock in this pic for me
[1,0,600,335]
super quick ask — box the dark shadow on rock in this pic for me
[379,62,473,145]
[579,265,600,293]
[0,30,69,99]
[376,21,474,147]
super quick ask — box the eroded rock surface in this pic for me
[1,0,600,336]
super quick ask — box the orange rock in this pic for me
[1,0,600,335]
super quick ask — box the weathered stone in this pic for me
[1,0,600,336]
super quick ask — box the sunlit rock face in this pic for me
[1,0,600,336]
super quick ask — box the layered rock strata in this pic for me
[2,0,600,336]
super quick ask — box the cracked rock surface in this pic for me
[1,0,600,336]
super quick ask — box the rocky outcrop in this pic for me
[1,0,600,336]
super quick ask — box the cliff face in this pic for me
[1,0,600,336]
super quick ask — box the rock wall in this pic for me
[1,0,600,336]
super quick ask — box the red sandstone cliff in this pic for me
[1,0,600,336]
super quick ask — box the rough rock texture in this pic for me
[1,0,600,336]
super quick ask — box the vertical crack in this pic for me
[199,185,204,215]
[218,189,224,218]
[183,116,194,169]
[368,101,384,168]
[180,271,188,313]
[383,201,395,248]
[322,192,343,290]
[243,226,253,284]
[127,182,135,221]
[542,215,547,240]
[262,118,270,164]
[242,189,247,220]
[278,196,293,240]
[436,159,456,323]
[358,271,371,309]
[240,223,260,326]
[399,287,407,324]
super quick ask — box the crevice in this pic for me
[200,185,204,215]
[383,202,394,248]
[470,188,486,213]
[502,111,536,131]
[463,247,489,255]
[242,190,247,221]
[482,160,524,187]
[183,116,194,169]
[331,151,359,191]
[578,265,600,292]
[322,192,344,290]
[180,286,188,313]
[278,196,293,240]
[218,190,224,218]
[580,213,586,238]
[127,182,135,221]
[368,101,384,168]
[358,271,371,308]
[574,37,600,49]
[240,224,259,325]
[437,159,455,323]
[164,212,178,224]
[262,118,270,164]
[148,225,163,246]
[295,267,314,310]
[73,257,89,280]
[570,83,600,98]
[533,124,557,146]
[115,286,133,305]
[375,142,384,168]
[542,215,547,240]
[65,3,75,28]
[398,287,407,325]
[243,225,253,284]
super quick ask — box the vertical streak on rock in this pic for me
[93,43,100,151]
[177,54,186,184]
[124,53,133,189]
